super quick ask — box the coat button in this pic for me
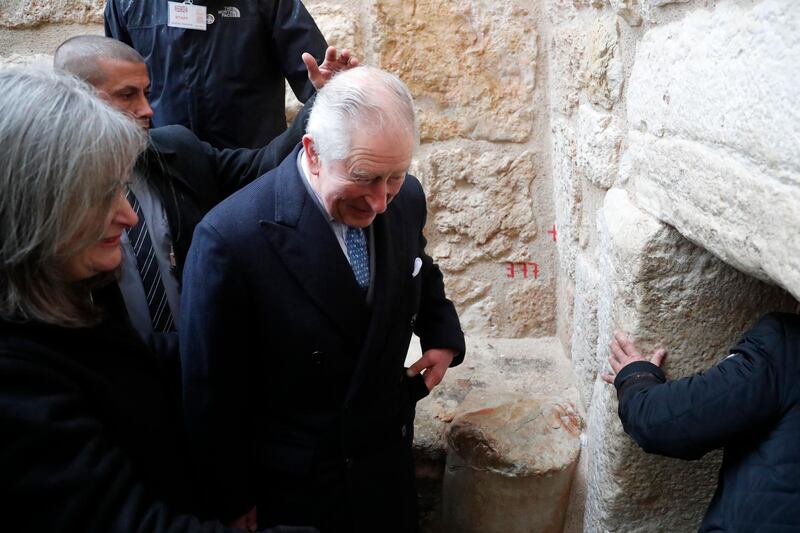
[345,457,354,469]
[311,350,324,365]
[401,424,407,438]
[410,314,417,328]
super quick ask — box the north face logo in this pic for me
[218,6,240,17]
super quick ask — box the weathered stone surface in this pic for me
[580,15,622,110]
[570,253,601,409]
[494,278,557,338]
[584,189,797,532]
[409,337,582,532]
[575,102,622,189]
[409,336,581,464]
[548,26,586,115]
[0,24,103,59]
[0,0,104,29]
[416,147,537,273]
[375,0,536,143]
[551,118,580,282]
[639,0,691,23]
[609,0,642,26]
[623,0,800,301]
[0,52,50,68]
[442,389,581,533]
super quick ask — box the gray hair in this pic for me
[306,66,419,162]
[0,67,146,326]
[54,35,145,86]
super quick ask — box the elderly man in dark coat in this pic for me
[180,66,466,532]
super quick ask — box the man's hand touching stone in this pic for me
[303,46,359,91]
[601,331,667,384]
[407,348,456,391]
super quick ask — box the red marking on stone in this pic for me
[548,224,557,242]
[505,262,540,279]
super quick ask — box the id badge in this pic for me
[168,0,207,30]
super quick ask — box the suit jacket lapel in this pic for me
[261,151,369,345]
[345,205,406,404]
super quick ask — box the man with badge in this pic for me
[105,0,335,150]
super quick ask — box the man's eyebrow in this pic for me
[111,85,141,95]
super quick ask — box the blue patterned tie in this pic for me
[345,226,370,290]
[126,189,175,332]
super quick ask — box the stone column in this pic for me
[442,389,582,533]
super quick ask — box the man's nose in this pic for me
[137,96,154,119]
[365,180,389,214]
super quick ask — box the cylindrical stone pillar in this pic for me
[442,390,582,533]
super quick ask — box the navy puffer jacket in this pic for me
[615,313,800,532]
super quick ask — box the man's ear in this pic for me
[302,134,321,175]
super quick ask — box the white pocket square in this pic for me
[412,257,423,278]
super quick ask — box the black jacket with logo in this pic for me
[615,313,800,531]
[105,0,327,149]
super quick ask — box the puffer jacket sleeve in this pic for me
[614,313,795,460]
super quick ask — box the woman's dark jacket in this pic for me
[0,288,233,532]
[614,313,800,531]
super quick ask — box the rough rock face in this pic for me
[408,337,582,532]
[582,189,797,531]
[374,0,537,143]
[443,390,581,533]
[0,0,104,28]
[624,0,800,301]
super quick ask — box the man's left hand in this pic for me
[303,46,359,91]
[407,348,456,391]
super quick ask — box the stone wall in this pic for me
[547,0,800,530]
[3,0,800,531]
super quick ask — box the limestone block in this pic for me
[584,189,797,531]
[609,0,642,26]
[0,24,103,59]
[639,0,690,23]
[491,278,557,338]
[410,337,581,466]
[0,0,104,29]
[575,103,622,189]
[580,15,622,110]
[547,26,585,115]
[442,390,582,533]
[409,337,582,532]
[304,0,360,52]
[551,118,580,282]
[623,0,800,300]
[546,0,607,25]
[0,53,50,68]
[570,253,602,409]
[415,147,537,273]
[375,0,536,143]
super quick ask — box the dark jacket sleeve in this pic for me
[614,313,792,460]
[179,221,257,521]
[0,354,232,533]
[407,178,466,366]
[208,95,314,197]
[104,0,132,44]
[159,95,313,201]
[265,0,328,103]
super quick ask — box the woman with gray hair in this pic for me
[0,68,283,532]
